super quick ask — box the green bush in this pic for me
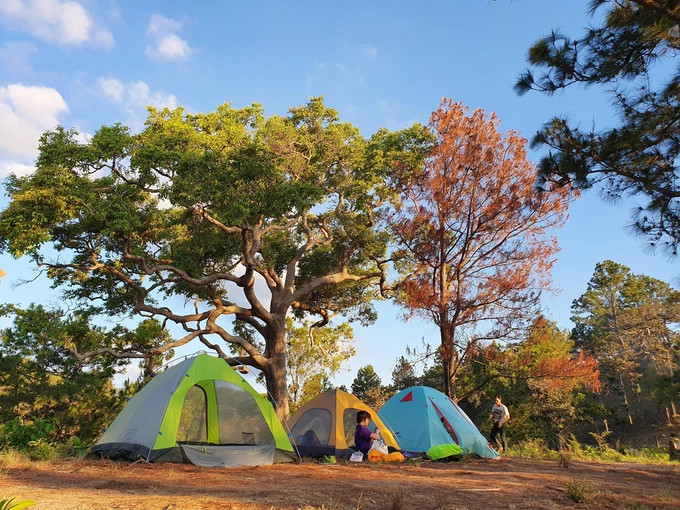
[25,439,55,461]
[0,418,55,450]
[511,438,557,459]
[566,478,594,503]
[56,436,93,458]
[0,418,56,460]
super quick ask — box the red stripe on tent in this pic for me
[400,391,413,402]
[429,397,459,445]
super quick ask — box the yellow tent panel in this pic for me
[287,389,399,458]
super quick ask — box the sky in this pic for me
[0,0,678,390]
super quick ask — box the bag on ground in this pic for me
[383,451,405,463]
[367,449,385,462]
[369,440,389,455]
[426,443,463,461]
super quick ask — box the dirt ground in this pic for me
[1,456,678,510]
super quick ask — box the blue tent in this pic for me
[378,386,499,459]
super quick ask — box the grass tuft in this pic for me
[566,477,595,503]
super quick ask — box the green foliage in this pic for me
[66,436,93,457]
[443,316,601,446]
[25,439,56,461]
[351,365,392,409]
[0,498,37,510]
[390,356,418,391]
[0,97,426,416]
[0,418,55,450]
[516,1,680,255]
[0,417,54,450]
[566,478,594,504]
[351,365,382,401]
[511,438,557,460]
[571,260,680,424]
[0,418,56,461]
[286,318,355,410]
[0,305,131,443]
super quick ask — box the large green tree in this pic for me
[516,0,680,255]
[571,260,680,424]
[0,98,424,419]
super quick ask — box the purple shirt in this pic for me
[355,424,373,454]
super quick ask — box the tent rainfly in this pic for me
[90,353,297,467]
[286,388,399,459]
[378,386,499,459]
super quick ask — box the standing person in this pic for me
[489,394,510,453]
[354,410,381,455]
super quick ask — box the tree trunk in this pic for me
[670,438,680,462]
[261,325,290,422]
[443,355,455,399]
[262,356,290,422]
[619,374,633,425]
[441,327,457,399]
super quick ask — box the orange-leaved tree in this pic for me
[389,99,572,399]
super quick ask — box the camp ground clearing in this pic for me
[1,454,678,509]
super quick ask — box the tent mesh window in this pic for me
[342,408,368,448]
[214,381,275,445]
[177,385,208,443]
[290,409,332,446]
[342,408,379,449]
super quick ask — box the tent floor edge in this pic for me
[88,442,151,462]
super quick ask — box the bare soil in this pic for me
[1,456,679,510]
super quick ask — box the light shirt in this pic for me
[491,403,509,424]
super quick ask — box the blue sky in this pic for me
[0,0,677,389]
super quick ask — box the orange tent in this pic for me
[287,389,399,459]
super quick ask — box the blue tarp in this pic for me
[378,386,500,459]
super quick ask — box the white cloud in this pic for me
[97,76,178,110]
[0,161,35,178]
[144,14,192,62]
[0,84,69,160]
[146,12,181,37]
[97,76,124,102]
[128,81,178,109]
[0,0,114,49]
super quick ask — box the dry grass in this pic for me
[0,453,678,509]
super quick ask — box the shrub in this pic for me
[566,478,594,503]
[0,418,55,450]
[512,438,557,459]
[26,439,55,461]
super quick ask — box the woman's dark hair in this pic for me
[357,410,371,423]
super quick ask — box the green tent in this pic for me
[90,353,296,467]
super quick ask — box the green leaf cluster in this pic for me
[516,0,680,255]
[0,305,132,443]
[571,259,680,423]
